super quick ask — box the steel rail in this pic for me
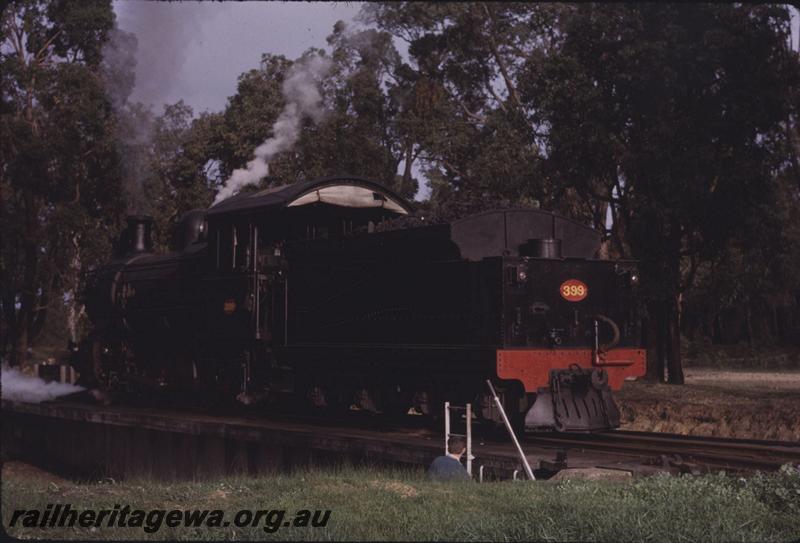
[523,431,800,472]
[20,399,797,474]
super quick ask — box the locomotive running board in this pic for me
[524,367,621,432]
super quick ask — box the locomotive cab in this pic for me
[203,177,413,342]
[200,177,414,400]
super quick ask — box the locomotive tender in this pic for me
[75,175,645,432]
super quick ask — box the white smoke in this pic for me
[1,365,85,404]
[213,55,333,204]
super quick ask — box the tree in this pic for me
[364,3,565,211]
[302,23,416,197]
[190,30,420,202]
[147,101,219,249]
[683,169,800,347]
[520,4,800,382]
[1,0,126,364]
[211,54,292,183]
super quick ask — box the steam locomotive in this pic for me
[73,175,645,432]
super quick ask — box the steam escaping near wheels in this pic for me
[1,365,85,404]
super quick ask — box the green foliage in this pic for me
[305,25,414,195]
[684,172,800,346]
[3,464,800,541]
[747,464,800,514]
[147,101,217,249]
[1,0,125,358]
[524,3,798,275]
[212,54,292,182]
[365,3,558,207]
[518,4,800,379]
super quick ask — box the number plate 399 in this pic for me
[560,279,588,302]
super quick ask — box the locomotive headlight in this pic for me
[616,266,640,288]
[506,265,529,285]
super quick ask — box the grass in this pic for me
[616,366,800,441]
[3,463,800,542]
[683,342,800,371]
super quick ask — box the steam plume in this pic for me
[1,365,85,404]
[213,55,332,204]
[102,2,222,214]
[113,1,217,110]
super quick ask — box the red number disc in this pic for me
[559,279,588,302]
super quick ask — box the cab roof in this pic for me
[207,175,414,217]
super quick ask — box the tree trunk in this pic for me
[645,301,666,382]
[1,290,16,360]
[666,294,684,384]
[12,190,40,366]
[66,234,84,343]
[596,199,611,259]
[12,240,39,366]
[772,305,779,341]
[402,141,414,192]
[29,272,56,345]
[12,326,27,366]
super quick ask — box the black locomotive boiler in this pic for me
[74,175,645,432]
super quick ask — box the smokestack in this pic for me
[126,215,154,254]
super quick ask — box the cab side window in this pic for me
[214,223,249,272]
[215,226,231,271]
[233,224,250,270]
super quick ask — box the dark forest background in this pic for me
[2,2,799,382]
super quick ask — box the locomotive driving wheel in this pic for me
[70,335,127,403]
[82,335,120,391]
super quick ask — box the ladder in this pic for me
[444,402,475,476]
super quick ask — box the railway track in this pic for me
[24,397,799,475]
[233,407,800,474]
[523,430,800,473]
